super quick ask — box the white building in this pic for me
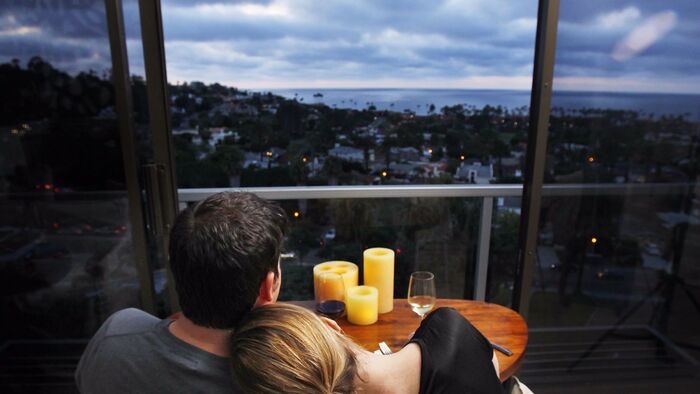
[455,162,494,184]
[207,128,237,148]
[328,145,364,162]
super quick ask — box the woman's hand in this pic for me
[491,350,500,380]
[320,316,344,334]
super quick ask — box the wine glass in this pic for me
[407,271,436,319]
[316,272,346,319]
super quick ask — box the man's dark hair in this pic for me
[169,192,288,329]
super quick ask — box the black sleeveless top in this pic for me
[408,307,505,394]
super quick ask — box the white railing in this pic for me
[176,182,693,301]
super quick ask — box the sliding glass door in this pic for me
[0,1,175,392]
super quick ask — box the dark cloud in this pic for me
[3,1,108,39]
[0,0,111,74]
[554,2,700,88]
[1,0,698,92]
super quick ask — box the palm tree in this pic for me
[350,134,375,171]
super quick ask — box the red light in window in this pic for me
[53,187,60,193]
[43,184,52,190]
[396,248,401,254]
[120,225,127,231]
[52,223,60,230]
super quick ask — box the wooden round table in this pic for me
[291,299,528,381]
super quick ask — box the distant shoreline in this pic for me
[263,88,700,120]
[251,87,700,97]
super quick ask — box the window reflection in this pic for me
[523,1,700,391]
[0,2,143,391]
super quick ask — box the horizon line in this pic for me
[167,75,700,95]
[170,83,700,96]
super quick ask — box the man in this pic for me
[75,192,288,393]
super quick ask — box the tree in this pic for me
[287,221,321,260]
[276,100,304,137]
[350,134,375,171]
[321,156,344,186]
[209,144,244,186]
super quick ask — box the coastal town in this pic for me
[169,80,694,193]
[169,81,527,189]
[165,81,698,305]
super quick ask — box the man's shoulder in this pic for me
[99,308,162,338]
[77,309,237,393]
[77,308,168,392]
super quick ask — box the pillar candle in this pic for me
[346,286,378,325]
[313,261,358,303]
[363,248,394,313]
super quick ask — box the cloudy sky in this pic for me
[1,0,699,93]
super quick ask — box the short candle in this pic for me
[346,286,379,325]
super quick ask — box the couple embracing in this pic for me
[76,192,507,393]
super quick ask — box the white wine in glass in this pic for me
[407,271,436,318]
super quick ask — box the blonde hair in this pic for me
[229,303,360,394]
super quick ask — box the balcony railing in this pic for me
[177,182,694,302]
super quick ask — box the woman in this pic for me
[229,303,504,393]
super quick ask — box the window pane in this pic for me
[0,1,145,391]
[522,1,700,391]
[488,197,522,306]
[176,195,484,301]
[161,0,537,189]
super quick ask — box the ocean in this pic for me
[269,88,700,121]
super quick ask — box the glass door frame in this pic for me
[135,0,181,312]
[105,0,181,314]
[512,0,560,318]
